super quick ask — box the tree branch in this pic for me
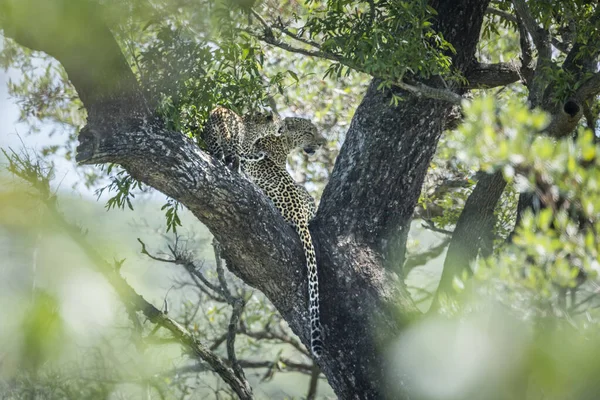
[512,0,551,107]
[249,28,463,105]
[0,0,151,128]
[431,170,507,311]
[4,152,254,399]
[137,238,227,301]
[575,72,600,103]
[238,324,310,357]
[486,7,517,23]
[404,237,452,276]
[465,61,523,89]
[306,363,321,400]
[213,240,247,383]
[511,0,550,57]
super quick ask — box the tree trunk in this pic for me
[0,0,491,397]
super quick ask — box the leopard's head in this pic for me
[280,117,326,155]
[243,110,282,138]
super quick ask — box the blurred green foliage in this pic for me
[2,0,600,399]
[404,97,600,399]
[302,0,455,84]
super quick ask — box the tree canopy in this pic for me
[1,0,600,399]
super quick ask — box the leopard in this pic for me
[249,117,326,219]
[201,106,281,171]
[243,118,326,357]
[202,108,326,356]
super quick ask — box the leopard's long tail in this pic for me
[296,224,323,358]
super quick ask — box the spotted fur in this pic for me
[252,117,326,169]
[201,106,281,171]
[244,118,326,357]
[203,108,326,357]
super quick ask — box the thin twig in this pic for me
[213,239,247,382]
[138,238,225,298]
[239,326,310,357]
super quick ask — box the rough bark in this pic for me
[465,62,522,89]
[0,0,491,398]
[432,171,507,309]
[319,0,491,274]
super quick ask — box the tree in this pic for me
[2,0,600,399]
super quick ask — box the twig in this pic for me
[213,239,247,383]
[421,220,454,236]
[238,359,313,373]
[239,326,310,357]
[569,288,600,313]
[167,358,314,374]
[272,15,323,49]
[210,332,229,351]
[227,298,246,381]
[138,238,226,299]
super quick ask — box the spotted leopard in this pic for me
[249,117,326,219]
[244,118,326,357]
[201,106,281,171]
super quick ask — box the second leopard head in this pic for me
[279,117,326,155]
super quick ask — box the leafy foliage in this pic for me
[301,0,455,84]
[444,97,600,316]
[95,165,144,211]
[137,26,274,139]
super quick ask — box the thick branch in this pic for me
[542,58,600,138]
[575,72,600,103]
[465,61,523,89]
[0,0,150,128]
[404,237,452,276]
[432,171,507,310]
[512,0,551,107]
